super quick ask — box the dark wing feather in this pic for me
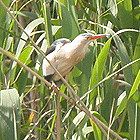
[45,38,71,56]
[45,45,56,55]
[44,74,53,83]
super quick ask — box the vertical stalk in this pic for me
[56,94,61,140]
[41,0,53,47]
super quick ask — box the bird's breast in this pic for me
[63,46,87,64]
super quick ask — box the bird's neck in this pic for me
[71,39,90,51]
[61,39,91,55]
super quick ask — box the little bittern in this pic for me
[42,33,107,87]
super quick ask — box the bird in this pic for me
[42,38,71,87]
[42,33,108,87]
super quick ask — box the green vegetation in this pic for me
[0,0,140,139]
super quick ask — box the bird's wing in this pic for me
[42,38,71,83]
[42,51,56,78]
[45,38,71,55]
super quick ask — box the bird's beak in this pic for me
[88,34,109,41]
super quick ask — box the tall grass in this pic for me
[0,0,140,139]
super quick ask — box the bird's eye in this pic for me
[87,36,90,40]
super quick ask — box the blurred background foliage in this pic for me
[0,0,140,139]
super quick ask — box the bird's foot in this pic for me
[49,82,60,98]
[50,81,60,91]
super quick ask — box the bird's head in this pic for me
[72,33,108,46]
[67,33,109,55]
